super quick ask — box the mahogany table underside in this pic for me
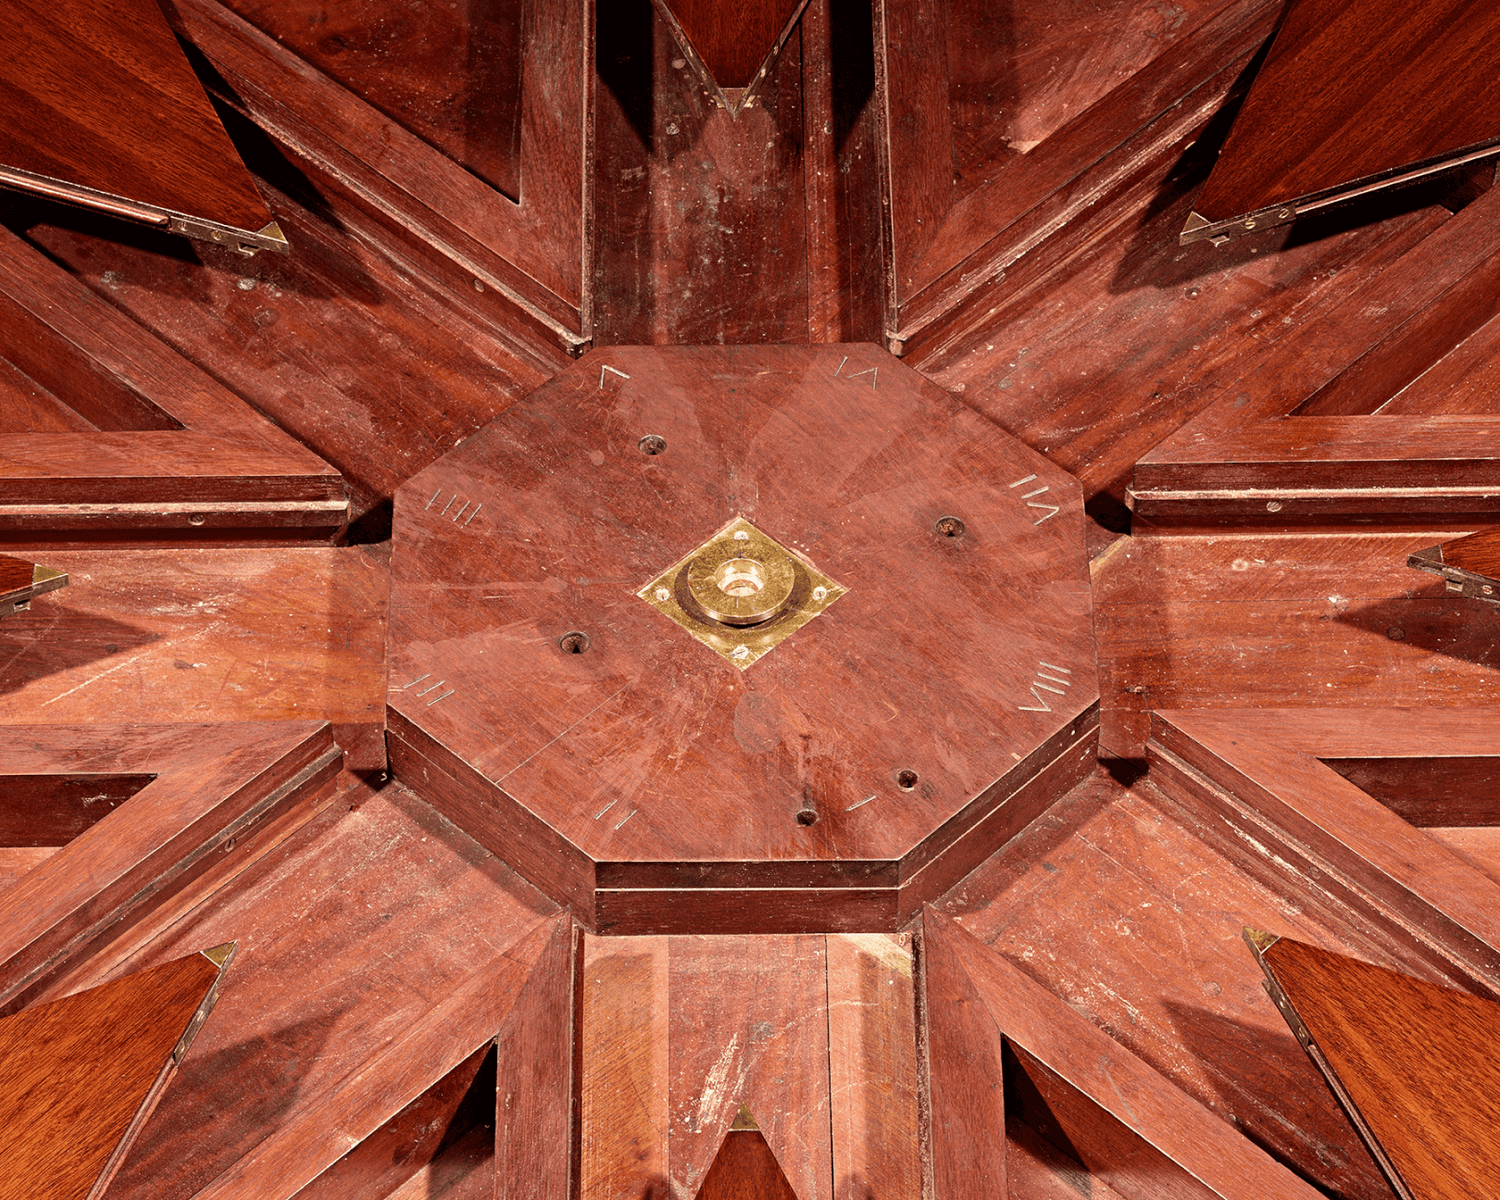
[4,0,1500,1197]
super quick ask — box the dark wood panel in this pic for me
[221,0,525,200]
[0,948,224,1200]
[1257,934,1500,1200]
[693,1129,800,1200]
[657,0,806,90]
[1188,0,1500,242]
[0,0,277,246]
[1321,757,1500,827]
[1441,527,1500,579]
[0,773,155,846]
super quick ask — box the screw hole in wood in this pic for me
[638,434,667,455]
[559,631,590,654]
[935,515,964,538]
[896,769,918,791]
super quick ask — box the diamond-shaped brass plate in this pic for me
[637,517,845,668]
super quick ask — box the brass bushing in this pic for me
[686,533,797,626]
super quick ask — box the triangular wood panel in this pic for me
[0,0,281,251]
[694,1125,800,1200]
[0,947,227,1200]
[653,0,810,114]
[1184,0,1500,243]
[1253,933,1500,1200]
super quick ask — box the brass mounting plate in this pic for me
[637,516,846,669]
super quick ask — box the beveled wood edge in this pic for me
[393,702,1097,935]
[1245,934,1419,1200]
[886,0,1279,353]
[0,722,340,1010]
[192,910,570,1200]
[168,0,591,351]
[1148,708,1500,997]
[0,226,348,536]
[919,908,1327,1199]
[87,949,237,1200]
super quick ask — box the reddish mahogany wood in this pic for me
[1258,935,1500,1200]
[389,344,1097,933]
[1190,0,1500,240]
[1133,181,1500,525]
[85,781,558,1200]
[1149,709,1500,997]
[0,225,345,539]
[657,0,807,90]
[220,0,525,201]
[693,1129,800,1200]
[0,774,154,846]
[879,0,1282,355]
[167,0,592,349]
[921,905,1008,1199]
[0,547,388,771]
[494,915,575,1200]
[0,0,274,240]
[577,934,832,1200]
[290,1043,495,1200]
[921,909,1328,1200]
[0,948,223,1200]
[592,3,811,344]
[190,913,568,1200]
[1320,757,1500,827]
[662,936,831,1200]
[827,933,920,1200]
[0,554,66,618]
[1439,526,1500,580]
[0,722,337,1012]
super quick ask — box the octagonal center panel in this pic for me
[388,345,1098,934]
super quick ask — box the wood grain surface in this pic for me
[168,0,592,347]
[390,344,1095,931]
[0,949,222,1200]
[923,908,1329,1200]
[0,0,272,235]
[1193,0,1500,230]
[827,933,920,1200]
[693,1129,801,1200]
[578,933,918,1200]
[1150,708,1500,997]
[0,722,335,1012]
[0,223,345,539]
[73,783,558,1200]
[656,0,806,88]
[0,547,387,768]
[1440,527,1500,580]
[1260,935,1500,1200]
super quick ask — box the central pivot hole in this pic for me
[715,558,766,597]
